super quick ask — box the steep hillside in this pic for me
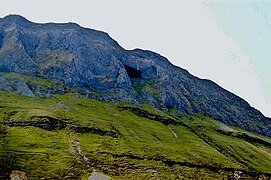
[0,15,271,179]
[1,87,271,179]
[0,15,270,137]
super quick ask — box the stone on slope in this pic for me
[89,170,110,180]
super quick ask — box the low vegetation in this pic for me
[0,88,271,179]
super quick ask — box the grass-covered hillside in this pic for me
[0,89,271,180]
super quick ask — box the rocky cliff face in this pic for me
[0,15,270,137]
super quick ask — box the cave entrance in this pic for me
[124,66,141,79]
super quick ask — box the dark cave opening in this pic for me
[124,66,141,79]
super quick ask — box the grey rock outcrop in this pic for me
[89,170,110,180]
[11,79,34,97]
[0,76,34,97]
[0,15,270,137]
[0,76,13,92]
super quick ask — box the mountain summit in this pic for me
[0,15,270,137]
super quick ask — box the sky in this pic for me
[0,0,270,116]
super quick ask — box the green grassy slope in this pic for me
[0,89,271,179]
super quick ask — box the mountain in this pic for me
[0,15,270,137]
[0,15,271,179]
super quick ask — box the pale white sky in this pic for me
[0,0,270,116]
